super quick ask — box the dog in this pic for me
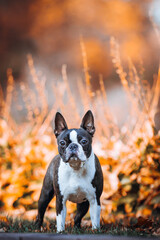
[36,110,103,232]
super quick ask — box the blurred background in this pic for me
[0,0,160,126]
[0,0,160,227]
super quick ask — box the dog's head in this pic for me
[54,110,95,167]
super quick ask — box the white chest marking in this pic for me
[58,150,96,203]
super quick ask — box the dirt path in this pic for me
[0,233,157,240]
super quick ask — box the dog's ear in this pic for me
[80,110,95,136]
[54,112,68,137]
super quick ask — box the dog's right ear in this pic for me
[54,112,68,137]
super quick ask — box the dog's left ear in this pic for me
[80,110,95,136]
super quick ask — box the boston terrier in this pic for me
[36,110,103,232]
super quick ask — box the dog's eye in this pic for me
[59,140,66,146]
[81,139,88,145]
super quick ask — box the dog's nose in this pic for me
[69,143,78,151]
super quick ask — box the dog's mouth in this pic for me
[69,154,79,161]
[68,154,85,162]
[67,154,85,170]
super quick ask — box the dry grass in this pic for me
[0,38,160,225]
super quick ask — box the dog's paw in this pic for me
[57,229,65,234]
[34,216,42,229]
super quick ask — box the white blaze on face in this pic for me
[68,130,87,162]
[70,130,78,143]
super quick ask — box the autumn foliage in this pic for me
[0,39,160,225]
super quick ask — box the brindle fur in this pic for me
[36,153,103,228]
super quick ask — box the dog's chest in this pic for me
[58,152,96,203]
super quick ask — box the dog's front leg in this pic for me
[56,195,66,233]
[89,198,101,230]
